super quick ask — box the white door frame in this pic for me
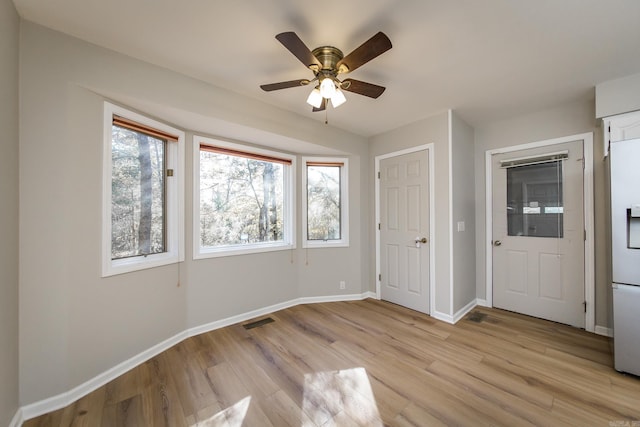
[375,144,436,314]
[485,132,595,332]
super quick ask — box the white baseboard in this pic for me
[186,298,299,337]
[20,291,375,422]
[187,292,376,337]
[452,299,478,323]
[431,299,480,325]
[21,329,188,421]
[299,291,377,305]
[431,310,454,324]
[595,325,613,337]
[475,298,489,307]
[9,408,23,427]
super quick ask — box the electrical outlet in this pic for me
[339,280,346,290]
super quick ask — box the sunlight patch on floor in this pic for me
[302,367,383,426]
[192,396,251,427]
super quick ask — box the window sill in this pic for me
[194,242,295,260]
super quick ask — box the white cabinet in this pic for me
[603,110,640,157]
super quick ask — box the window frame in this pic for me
[302,156,349,248]
[102,102,185,277]
[193,135,296,259]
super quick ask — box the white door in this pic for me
[492,140,585,327]
[379,150,430,313]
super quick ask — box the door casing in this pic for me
[375,144,435,314]
[484,132,595,332]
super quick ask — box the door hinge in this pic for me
[378,274,382,281]
[584,230,587,241]
[377,171,380,179]
[167,169,174,177]
[583,301,587,313]
[378,223,381,230]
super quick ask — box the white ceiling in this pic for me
[12,0,640,137]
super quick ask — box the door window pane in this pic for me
[507,161,563,238]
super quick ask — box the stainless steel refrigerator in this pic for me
[611,138,640,376]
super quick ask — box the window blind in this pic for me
[200,144,292,165]
[113,115,179,142]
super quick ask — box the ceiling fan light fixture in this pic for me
[306,87,323,108]
[331,88,347,108]
[262,31,392,113]
[320,77,336,99]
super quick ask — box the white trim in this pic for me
[476,299,489,307]
[582,135,596,333]
[431,298,479,325]
[448,110,454,317]
[595,325,614,337]
[431,310,454,324]
[301,156,350,248]
[484,132,595,332]
[192,135,296,259]
[21,328,188,420]
[9,409,23,427]
[453,298,478,323]
[19,292,375,422]
[485,151,494,307]
[101,102,185,277]
[187,298,301,337]
[375,144,435,315]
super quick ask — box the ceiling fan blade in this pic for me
[341,79,386,98]
[312,98,327,112]
[275,32,322,71]
[336,32,392,74]
[260,79,310,91]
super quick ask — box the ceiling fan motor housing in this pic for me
[311,46,347,77]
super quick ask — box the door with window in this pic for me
[379,149,430,313]
[492,140,585,327]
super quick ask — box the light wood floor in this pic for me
[24,299,640,426]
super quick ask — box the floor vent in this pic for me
[243,317,275,330]
[467,312,487,323]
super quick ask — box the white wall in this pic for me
[19,21,368,407]
[596,72,640,118]
[451,112,476,313]
[0,0,20,424]
[473,99,611,328]
[369,111,452,315]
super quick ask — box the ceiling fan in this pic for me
[260,31,392,112]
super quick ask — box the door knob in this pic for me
[493,240,502,246]
[415,237,427,244]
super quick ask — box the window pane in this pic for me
[307,165,341,240]
[111,125,166,259]
[199,150,284,246]
[507,161,563,238]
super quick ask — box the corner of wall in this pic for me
[1,0,21,425]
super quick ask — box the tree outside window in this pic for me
[303,158,349,248]
[102,102,184,277]
[195,137,295,258]
[307,164,341,241]
[111,126,166,259]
